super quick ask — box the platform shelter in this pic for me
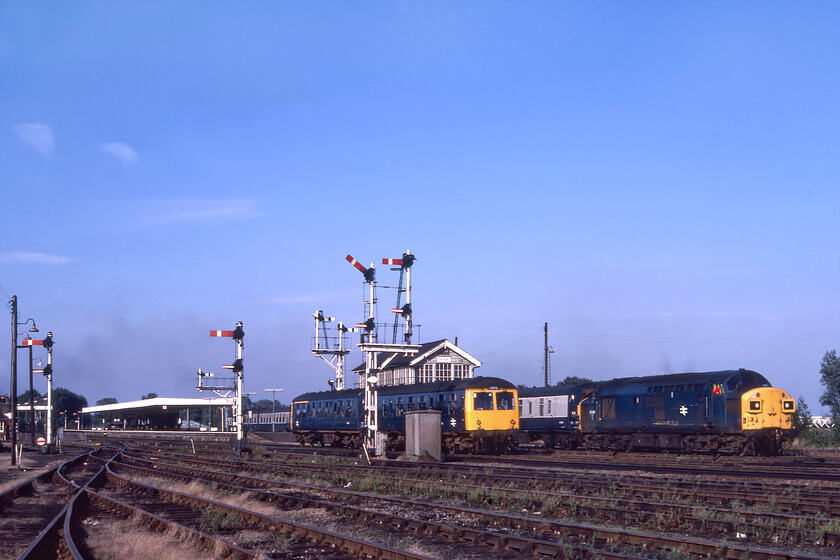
[81,397,231,431]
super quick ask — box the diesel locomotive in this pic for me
[519,369,796,455]
[291,376,519,454]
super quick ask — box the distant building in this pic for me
[811,416,834,429]
[352,339,481,387]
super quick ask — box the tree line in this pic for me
[794,349,840,447]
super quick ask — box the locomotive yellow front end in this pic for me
[741,386,796,453]
[462,384,519,453]
[741,387,796,431]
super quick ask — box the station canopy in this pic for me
[82,397,230,415]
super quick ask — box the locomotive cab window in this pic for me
[473,392,494,410]
[496,391,515,411]
[727,374,743,391]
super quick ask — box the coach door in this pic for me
[709,383,725,426]
[578,396,594,431]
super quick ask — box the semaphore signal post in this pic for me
[346,251,421,457]
[197,321,245,456]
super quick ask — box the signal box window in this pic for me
[473,392,494,410]
[496,391,515,410]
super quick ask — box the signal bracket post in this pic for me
[358,341,420,455]
[202,322,245,457]
[349,251,421,457]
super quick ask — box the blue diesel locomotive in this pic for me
[519,369,796,455]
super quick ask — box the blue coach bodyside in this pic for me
[377,379,473,433]
[292,388,364,431]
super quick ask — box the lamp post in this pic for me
[8,295,39,466]
[264,388,284,432]
[242,391,255,434]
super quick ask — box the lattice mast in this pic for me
[383,250,416,344]
[311,310,354,390]
[543,322,554,387]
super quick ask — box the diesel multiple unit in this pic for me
[292,376,518,453]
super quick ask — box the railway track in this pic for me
[144,445,840,517]
[133,437,840,483]
[117,445,840,560]
[0,446,440,559]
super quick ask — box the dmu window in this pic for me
[496,391,515,410]
[473,392,494,410]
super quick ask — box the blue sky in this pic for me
[2,2,838,413]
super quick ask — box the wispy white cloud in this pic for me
[99,142,139,165]
[14,123,55,155]
[657,310,756,318]
[0,252,72,265]
[138,198,267,226]
[249,289,357,306]
[87,198,269,234]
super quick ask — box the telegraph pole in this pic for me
[9,296,17,466]
[544,323,549,387]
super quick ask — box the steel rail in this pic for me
[448,454,840,483]
[114,451,837,560]
[126,446,840,516]
[107,455,649,560]
[118,448,839,545]
[16,450,108,560]
[100,460,436,560]
[82,486,261,560]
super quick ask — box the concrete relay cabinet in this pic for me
[404,409,441,461]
